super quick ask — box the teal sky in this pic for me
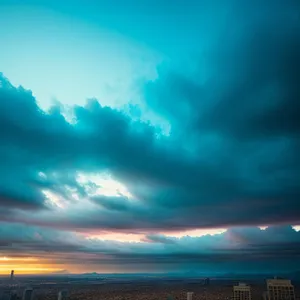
[0,2,161,110]
[0,0,229,110]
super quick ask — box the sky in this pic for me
[0,0,300,275]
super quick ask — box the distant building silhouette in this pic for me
[265,278,295,300]
[10,270,14,282]
[58,290,68,300]
[204,278,210,286]
[22,288,33,300]
[233,282,251,300]
[187,292,194,300]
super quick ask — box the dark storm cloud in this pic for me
[140,0,300,225]
[0,72,245,230]
[144,0,300,139]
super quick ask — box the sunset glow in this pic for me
[0,257,38,262]
[0,266,63,275]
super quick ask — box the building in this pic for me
[1,289,11,300]
[266,278,295,300]
[10,271,14,282]
[58,290,68,300]
[0,290,17,300]
[263,291,269,300]
[10,291,18,300]
[187,292,194,300]
[233,283,251,300]
[22,288,33,300]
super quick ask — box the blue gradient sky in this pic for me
[0,1,161,108]
[0,0,300,274]
[0,0,229,109]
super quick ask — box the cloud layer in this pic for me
[1,222,299,272]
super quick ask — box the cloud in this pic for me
[91,195,132,211]
[144,0,300,141]
[0,221,83,253]
[144,234,177,244]
[0,223,299,271]
[0,0,300,239]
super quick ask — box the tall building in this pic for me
[233,282,252,300]
[187,292,194,300]
[0,289,18,300]
[22,288,33,300]
[10,270,14,282]
[10,290,18,300]
[58,290,68,300]
[266,278,295,300]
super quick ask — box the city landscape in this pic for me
[0,271,299,300]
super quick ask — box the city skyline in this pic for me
[0,0,300,274]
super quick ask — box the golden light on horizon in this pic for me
[0,263,63,275]
[0,256,63,275]
[0,257,38,262]
[0,267,63,275]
